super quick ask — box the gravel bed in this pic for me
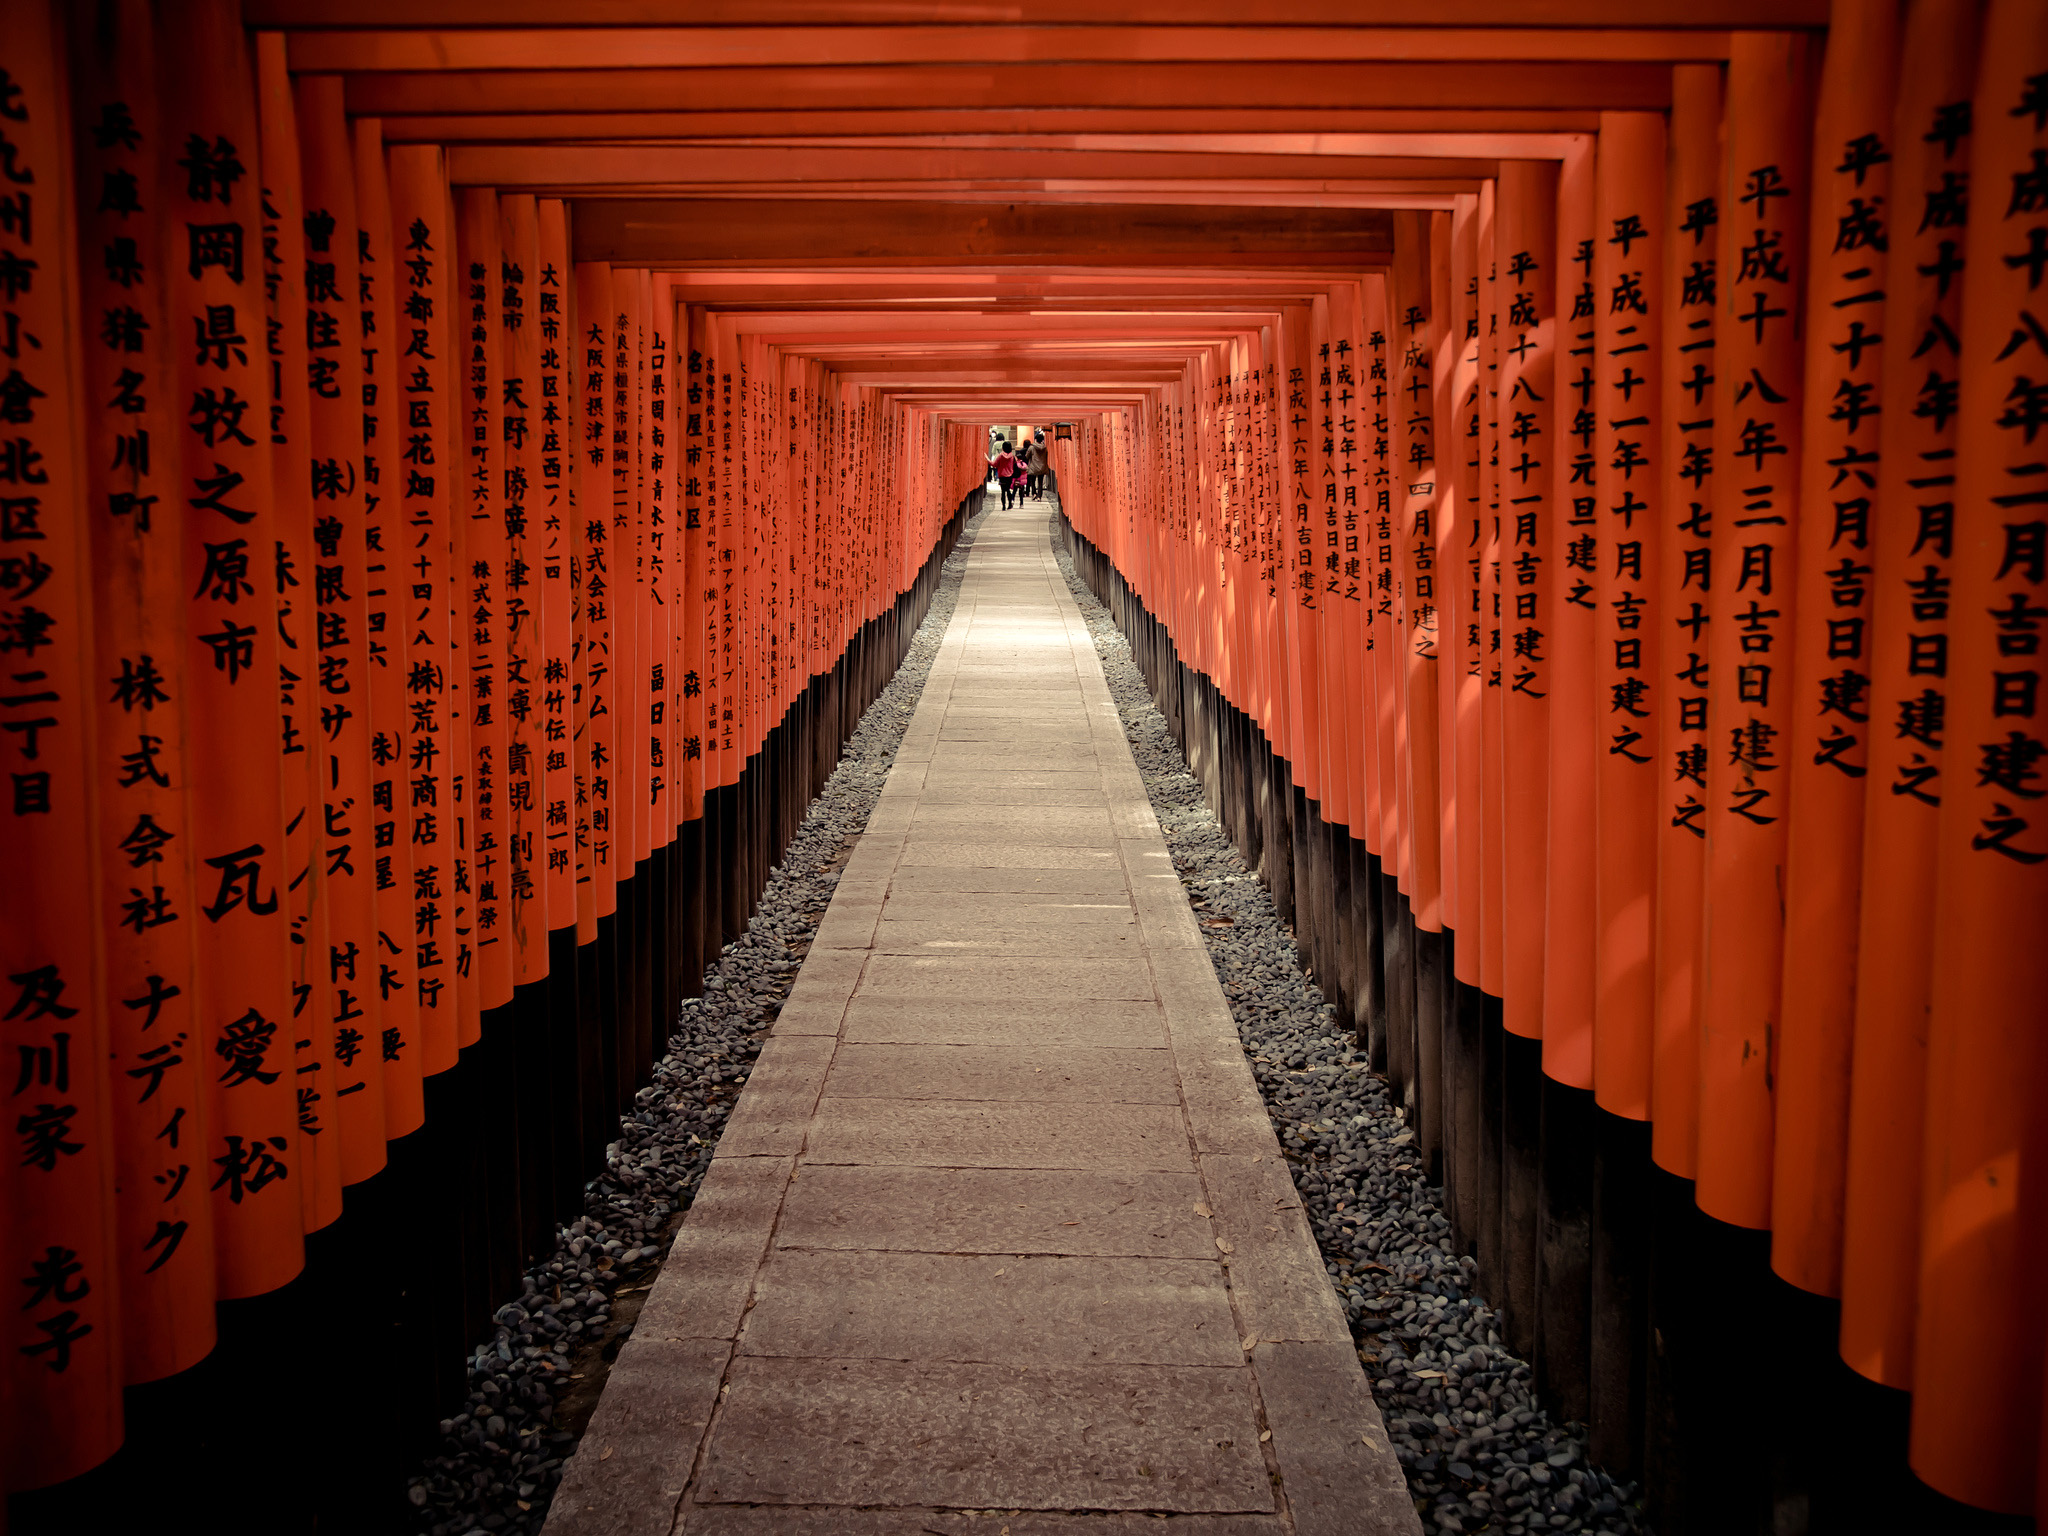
[1050,509,1645,1536]
[408,500,990,1536]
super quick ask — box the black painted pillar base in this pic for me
[1412,925,1446,1188]
[1475,991,1506,1306]
[1535,1075,1594,1428]
[1381,874,1416,1123]
[1588,1108,1651,1479]
[1446,971,1484,1262]
[1500,1029,1543,1360]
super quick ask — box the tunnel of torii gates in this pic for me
[2,0,2047,1528]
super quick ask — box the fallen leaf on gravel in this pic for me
[1241,1335,1257,1352]
[1215,1237,1234,1254]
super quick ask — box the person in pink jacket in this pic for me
[990,440,1018,509]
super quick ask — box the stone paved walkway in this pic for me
[543,502,1419,1536]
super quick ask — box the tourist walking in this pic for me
[990,439,1017,509]
[1023,431,1048,499]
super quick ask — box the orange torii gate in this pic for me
[3,2,2044,1532]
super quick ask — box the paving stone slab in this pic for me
[811,891,886,950]
[1197,1154,1354,1349]
[921,766,1104,785]
[898,842,1123,871]
[803,1099,1194,1172]
[635,1155,795,1342]
[696,1356,1273,1513]
[941,701,1095,717]
[771,1165,1214,1258]
[839,997,1166,1048]
[739,1250,1240,1368]
[924,759,1107,780]
[941,702,1095,720]
[1250,1340,1422,1536]
[765,995,850,1037]
[869,920,1140,958]
[940,685,1087,700]
[843,837,911,882]
[916,785,1116,807]
[946,670,1082,685]
[544,1336,729,1536]
[905,826,1120,853]
[857,953,1153,1000]
[912,802,1117,832]
[821,1043,1179,1104]
[874,894,1136,927]
[713,1035,838,1158]
[928,733,1099,750]
[884,862,1132,896]
[683,1508,1287,1535]
[877,758,929,796]
[779,945,868,1010]
[939,727,1099,745]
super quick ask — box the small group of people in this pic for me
[988,429,1049,509]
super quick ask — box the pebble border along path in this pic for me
[409,503,993,1536]
[1050,512,1645,1536]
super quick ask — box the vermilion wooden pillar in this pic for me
[1445,194,1479,982]
[1449,200,1485,988]
[1478,181,1508,1003]
[648,276,677,869]
[1772,0,1901,1302]
[2,0,123,1487]
[1287,297,1326,932]
[1542,132,1596,1090]
[355,116,425,1135]
[611,268,644,880]
[166,0,303,1300]
[1651,63,1725,1181]
[573,260,612,941]
[536,199,579,943]
[1839,0,1982,1395]
[387,145,459,1074]
[1914,0,2048,1511]
[1366,275,1401,885]
[1696,32,1813,1233]
[296,73,391,1185]
[1495,160,1559,1044]
[459,187,515,1015]
[439,165,482,1050]
[498,194,547,986]
[256,33,344,1233]
[71,0,218,1388]
[1591,112,1664,1121]
[1587,113,1665,1480]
